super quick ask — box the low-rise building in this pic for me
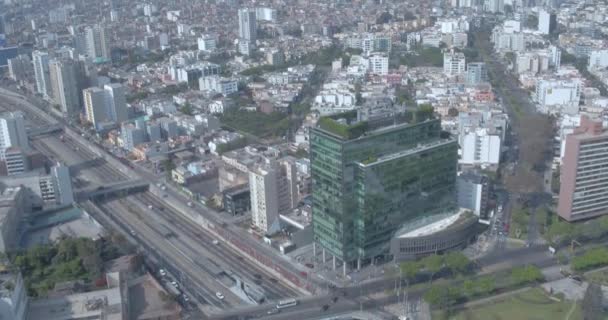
[222,185,251,216]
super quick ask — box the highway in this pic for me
[34,129,301,307]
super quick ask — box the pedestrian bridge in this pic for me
[28,124,63,137]
[75,180,149,201]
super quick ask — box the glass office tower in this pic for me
[311,112,458,268]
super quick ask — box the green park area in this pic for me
[219,109,291,138]
[9,237,126,297]
[585,268,608,286]
[437,288,582,320]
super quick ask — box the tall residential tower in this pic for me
[558,116,608,221]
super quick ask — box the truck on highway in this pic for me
[165,281,181,297]
[276,298,298,309]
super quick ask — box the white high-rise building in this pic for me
[484,0,504,13]
[535,79,582,108]
[0,112,29,158]
[49,59,81,115]
[32,51,51,97]
[255,7,277,22]
[104,83,128,124]
[197,34,217,52]
[368,53,389,75]
[589,49,608,70]
[538,9,556,35]
[549,45,561,70]
[460,128,501,166]
[250,163,279,234]
[466,62,488,85]
[83,83,128,129]
[83,87,107,128]
[443,51,466,76]
[238,8,257,43]
[249,158,299,234]
[85,25,110,61]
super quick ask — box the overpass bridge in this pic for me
[75,180,149,201]
[28,124,63,137]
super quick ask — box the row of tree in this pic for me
[423,265,543,312]
[572,247,608,272]
[399,252,472,285]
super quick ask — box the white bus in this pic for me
[276,298,298,309]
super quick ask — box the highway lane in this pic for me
[137,192,301,299]
[98,199,236,310]
[128,194,288,301]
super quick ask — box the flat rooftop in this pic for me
[28,286,123,320]
[22,207,104,248]
[128,274,181,320]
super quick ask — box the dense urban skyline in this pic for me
[0,0,607,319]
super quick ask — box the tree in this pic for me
[180,103,194,116]
[475,276,495,296]
[462,279,475,297]
[403,10,416,21]
[376,12,392,24]
[447,107,459,117]
[444,252,470,275]
[424,284,446,306]
[400,261,419,283]
[422,254,444,282]
[525,15,538,29]
[424,284,462,311]
[354,83,363,106]
[162,159,175,180]
[572,248,608,272]
[510,265,543,286]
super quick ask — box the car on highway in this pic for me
[215,292,224,300]
[129,229,136,236]
[267,308,280,315]
[212,239,219,245]
[171,281,179,288]
[148,205,153,210]
[159,269,167,277]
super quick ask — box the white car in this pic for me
[212,239,219,245]
[215,292,224,300]
[171,281,179,288]
[159,269,166,276]
[148,205,153,210]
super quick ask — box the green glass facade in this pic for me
[311,118,458,264]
